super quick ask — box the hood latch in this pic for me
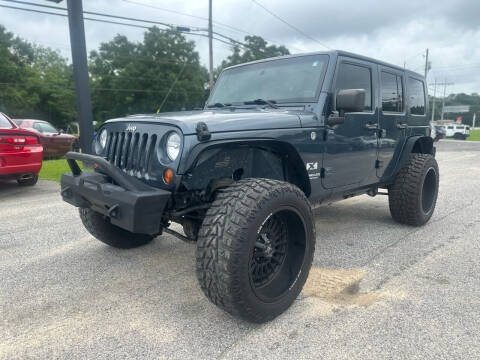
[196,122,211,141]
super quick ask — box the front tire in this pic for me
[389,154,439,226]
[196,179,315,323]
[79,208,154,249]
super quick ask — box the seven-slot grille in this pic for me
[105,131,158,178]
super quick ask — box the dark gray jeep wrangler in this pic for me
[61,50,438,323]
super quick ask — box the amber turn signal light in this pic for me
[163,168,174,184]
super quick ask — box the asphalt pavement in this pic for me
[1,140,479,359]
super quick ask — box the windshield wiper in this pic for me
[243,99,279,109]
[207,102,233,108]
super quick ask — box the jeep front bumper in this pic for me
[60,152,170,235]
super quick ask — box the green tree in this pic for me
[29,46,76,128]
[0,24,37,116]
[215,35,290,76]
[89,27,208,122]
[430,93,480,126]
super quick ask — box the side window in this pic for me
[381,72,404,112]
[408,78,426,115]
[34,123,43,132]
[335,62,372,111]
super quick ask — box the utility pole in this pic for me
[424,48,429,80]
[208,0,214,90]
[430,78,437,122]
[66,0,94,154]
[439,80,454,121]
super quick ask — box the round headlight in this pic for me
[99,129,108,150]
[166,132,181,161]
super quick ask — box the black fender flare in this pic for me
[393,135,434,176]
[179,139,311,196]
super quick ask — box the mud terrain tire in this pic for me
[389,154,439,226]
[196,178,315,323]
[79,208,154,249]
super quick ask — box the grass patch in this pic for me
[39,159,86,182]
[467,129,480,141]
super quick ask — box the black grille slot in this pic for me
[104,131,157,178]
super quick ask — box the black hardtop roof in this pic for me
[224,50,424,79]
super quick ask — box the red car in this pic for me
[14,119,78,158]
[0,113,43,186]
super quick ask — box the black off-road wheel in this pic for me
[17,174,38,186]
[196,178,315,323]
[79,208,154,249]
[389,154,439,226]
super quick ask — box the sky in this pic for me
[0,0,479,95]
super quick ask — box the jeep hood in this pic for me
[106,109,315,135]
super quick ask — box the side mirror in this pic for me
[327,89,366,127]
[336,89,365,114]
[59,129,64,134]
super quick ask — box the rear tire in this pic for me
[389,154,439,226]
[17,174,38,186]
[196,178,315,323]
[79,208,154,249]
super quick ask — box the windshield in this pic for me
[208,54,328,106]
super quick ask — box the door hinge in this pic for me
[375,160,384,168]
[320,167,326,178]
[323,129,328,141]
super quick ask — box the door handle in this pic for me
[365,123,379,130]
[396,123,408,129]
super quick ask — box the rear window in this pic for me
[407,78,426,115]
[0,113,13,128]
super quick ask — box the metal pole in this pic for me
[440,79,447,121]
[208,0,214,90]
[431,79,437,122]
[66,0,94,154]
[424,48,429,80]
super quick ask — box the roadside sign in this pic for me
[443,105,470,113]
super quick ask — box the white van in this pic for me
[443,124,470,140]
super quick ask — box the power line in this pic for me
[121,0,303,52]
[1,0,194,29]
[1,0,293,57]
[1,0,258,51]
[0,3,236,47]
[250,0,331,50]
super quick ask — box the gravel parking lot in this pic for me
[1,140,479,360]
